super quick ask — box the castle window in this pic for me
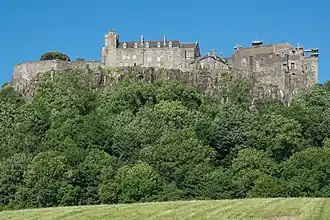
[146,42,149,48]
[157,42,161,48]
[123,43,127,48]
[147,57,152,62]
[304,63,308,70]
[260,58,265,66]
[134,42,138,48]
[283,63,288,71]
[242,58,247,66]
[169,41,172,48]
[290,62,295,69]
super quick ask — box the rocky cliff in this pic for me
[10,59,300,104]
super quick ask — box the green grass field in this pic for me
[1,198,330,220]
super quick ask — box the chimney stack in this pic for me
[141,35,144,45]
[210,49,216,57]
[163,36,166,46]
[252,40,263,48]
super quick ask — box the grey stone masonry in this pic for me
[10,29,319,104]
[102,30,200,71]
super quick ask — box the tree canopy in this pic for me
[40,52,71,61]
[0,68,330,211]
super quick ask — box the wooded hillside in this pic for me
[1,69,330,211]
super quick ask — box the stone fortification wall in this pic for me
[11,60,300,105]
[12,60,101,100]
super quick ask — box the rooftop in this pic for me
[118,40,197,49]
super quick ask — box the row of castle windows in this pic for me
[122,56,166,62]
[242,57,311,71]
[123,41,173,49]
[122,55,173,61]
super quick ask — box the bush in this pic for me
[40,52,71,61]
[1,82,9,88]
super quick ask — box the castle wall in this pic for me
[12,60,102,100]
[230,44,319,103]
[114,47,195,70]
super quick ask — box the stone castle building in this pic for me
[10,28,319,102]
[101,30,201,70]
[101,30,319,88]
[101,30,319,102]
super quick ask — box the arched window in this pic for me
[123,43,127,48]
[157,41,161,48]
[146,42,149,48]
[169,41,172,48]
[134,42,138,48]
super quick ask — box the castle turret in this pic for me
[103,30,119,66]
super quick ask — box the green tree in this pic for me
[13,150,77,208]
[249,113,305,161]
[231,148,279,198]
[0,153,31,210]
[207,105,256,166]
[40,52,70,61]
[100,162,162,203]
[282,147,330,197]
[140,129,216,198]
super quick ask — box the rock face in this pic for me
[11,59,310,105]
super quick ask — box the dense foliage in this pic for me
[40,52,71,61]
[0,69,330,211]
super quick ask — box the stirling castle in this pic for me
[11,29,319,102]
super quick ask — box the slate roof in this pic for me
[234,43,293,55]
[118,40,197,49]
[190,54,227,64]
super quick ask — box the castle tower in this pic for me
[304,48,319,86]
[102,30,119,66]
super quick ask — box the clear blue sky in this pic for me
[0,0,329,85]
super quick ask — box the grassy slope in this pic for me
[1,198,330,220]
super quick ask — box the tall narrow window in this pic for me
[291,62,295,69]
[134,42,138,48]
[242,58,247,66]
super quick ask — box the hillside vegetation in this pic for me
[1,69,330,212]
[1,198,330,220]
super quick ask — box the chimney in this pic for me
[210,49,216,57]
[163,36,166,46]
[141,35,144,45]
[252,40,263,48]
